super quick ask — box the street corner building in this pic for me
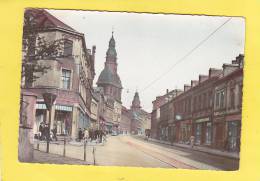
[19,8,96,161]
[151,54,243,154]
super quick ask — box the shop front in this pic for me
[35,102,73,137]
[158,122,169,141]
[194,117,212,146]
[179,120,192,144]
[54,105,73,136]
[226,114,241,152]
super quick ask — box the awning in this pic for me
[36,103,46,109]
[55,105,73,112]
[36,103,73,112]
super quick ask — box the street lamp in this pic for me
[42,87,57,153]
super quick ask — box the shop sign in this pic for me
[195,117,210,123]
[226,114,241,121]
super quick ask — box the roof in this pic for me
[26,8,79,34]
[97,68,122,88]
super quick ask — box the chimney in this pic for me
[191,80,199,87]
[184,84,191,92]
[166,89,169,94]
[199,75,208,83]
[209,68,222,78]
[222,63,239,76]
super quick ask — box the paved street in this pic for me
[33,135,239,170]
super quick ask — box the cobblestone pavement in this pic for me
[33,135,239,170]
[32,150,89,165]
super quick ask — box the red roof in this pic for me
[25,8,78,33]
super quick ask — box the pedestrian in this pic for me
[84,128,89,141]
[39,122,44,140]
[99,130,103,143]
[78,128,82,142]
[190,135,195,148]
[52,124,58,141]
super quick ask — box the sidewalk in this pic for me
[134,136,239,159]
[32,150,90,165]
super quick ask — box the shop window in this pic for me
[62,69,71,90]
[195,123,202,144]
[205,122,212,145]
[227,121,240,152]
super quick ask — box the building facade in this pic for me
[153,54,243,152]
[213,55,243,152]
[21,9,95,141]
[130,92,151,135]
[151,89,182,139]
[120,106,132,134]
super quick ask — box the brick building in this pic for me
[151,89,182,139]
[213,54,243,152]
[120,106,132,134]
[152,54,244,152]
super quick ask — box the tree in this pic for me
[21,9,65,88]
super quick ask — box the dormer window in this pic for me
[64,40,73,57]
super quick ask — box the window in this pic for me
[230,87,235,109]
[193,96,197,112]
[205,122,212,145]
[220,90,225,108]
[215,89,225,109]
[64,40,73,57]
[203,93,207,109]
[238,84,243,107]
[62,69,71,89]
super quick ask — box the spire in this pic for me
[106,31,117,58]
[131,91,141,110]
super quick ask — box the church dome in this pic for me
[97,68,122,88]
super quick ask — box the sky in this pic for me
[48,9,245,112]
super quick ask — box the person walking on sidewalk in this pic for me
[190,135,195,148]
[78,128,83,142]
[51,124,58,141]
[84,128,89,141]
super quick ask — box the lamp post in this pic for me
[42,88,57,153]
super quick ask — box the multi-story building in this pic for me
[21,9,96,140]
[172,84,194,144]
[90,94,99,130]
[130,92,151,135]
[213,54,243,152]
[190,69,222,146]
[120,106,132,134]
[151,89,182,139]
[152,54,243,152]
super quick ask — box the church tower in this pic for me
[131,91,141,111]
[97,32,122,102]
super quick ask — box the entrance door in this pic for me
[228,121,240,152]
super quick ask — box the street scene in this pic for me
[19,8,244,170]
